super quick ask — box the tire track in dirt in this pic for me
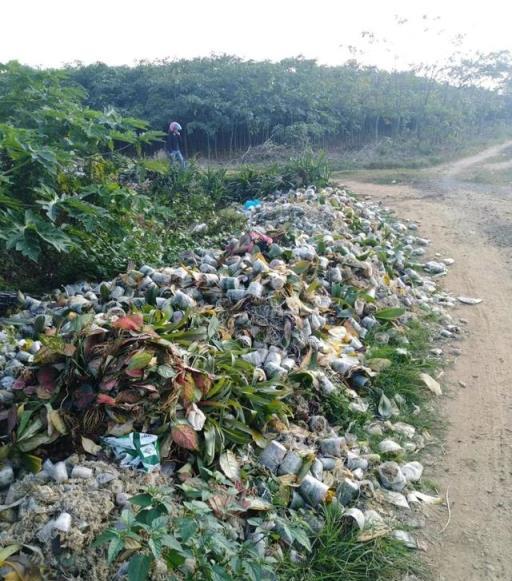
[338,141,512,580]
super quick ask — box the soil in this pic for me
[338,140,512,581]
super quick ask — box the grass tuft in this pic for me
[278,503,425,580]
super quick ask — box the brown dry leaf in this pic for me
[181,373,197,404]
[243,497,273,511]
[192,371,212,396]
[63,343,76,357]
[267,418,288,433]
[208,494,231,515]
[112,314,144,332]
[171,424,199,451]
[219,328,233,341]
[219,451,240,481]
[124,537,142,550]
[107,420,135,437]
[299,348,312,370]
[48,410,68,435]
[81,436,101,455]
[419,373,442,396]
[357,523,391,542]
[277,474,298,487]
[343,319,359,338]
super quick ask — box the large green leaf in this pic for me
[375,307,406,321]
[127,554,153,581]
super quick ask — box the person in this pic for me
[166,121,186,168]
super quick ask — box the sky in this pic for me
[2,0,512,70]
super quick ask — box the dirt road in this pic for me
[340,141,512,581]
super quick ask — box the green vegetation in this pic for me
[95,485,278,581]
[0,62,329,292]
[278,504,424,581]
[66,56,512,158]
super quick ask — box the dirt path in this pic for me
[339,141,512,581]
[438,140,512,179]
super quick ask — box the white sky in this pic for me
[2,0,511,70]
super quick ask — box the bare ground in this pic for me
[337,141,512,581]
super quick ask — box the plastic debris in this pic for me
[0,184,463,577]
[457,296,482,305]
[103,432,160,472]
[419,373,443,396]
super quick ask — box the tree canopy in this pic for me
[66,55,512,157]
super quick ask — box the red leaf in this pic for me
[7,406,17,434]
[192,371,213,396]
[12,379,26,390]
[73,386,96,410]
[181,372,197,404]
[37,367,57,391]
[112,314,144,332]
[96,394,116,406]
[171,424,199,451]
[125,368,144,378]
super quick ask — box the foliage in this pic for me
[94,484,277,580]
[0,62,329,290]
[66,55,512,157]
[277,503,424,580]
[364,319,441,431]
[0,62,163,263]
[0,306,290,463]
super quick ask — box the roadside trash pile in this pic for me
[0,186,461,579]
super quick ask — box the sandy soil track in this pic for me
[340,141,512,581]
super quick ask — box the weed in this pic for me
[277,504,425,581]
[364,319,441,432]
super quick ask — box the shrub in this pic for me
[0,63,331,292]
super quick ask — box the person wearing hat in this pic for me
[166,121,186,168]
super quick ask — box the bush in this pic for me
[0,63,331,292]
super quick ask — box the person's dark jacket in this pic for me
[166,132,180,152]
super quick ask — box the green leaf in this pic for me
[161,534,183,552]
[17,416,44,442]
[203,424,217,465]
[26,210,74,253]
[375,307,406,321]
[17,409,34,438]
[127,350,153,370]
[148,537,162,559]
[93,529,118,547]
[207,316,220,339]
[165,549,186,569]
[291,526,312,551]
[177,517,197,542]
[129,494,153,508]
[293,260,312,274]
[127,554,153,581]
[157,365,176,379]
[107,536,124,563]
[20,453,43,473]
[0,544,22,565]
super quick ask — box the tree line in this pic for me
[65,55,512,158]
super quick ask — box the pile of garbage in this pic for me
[0,186,455,578]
